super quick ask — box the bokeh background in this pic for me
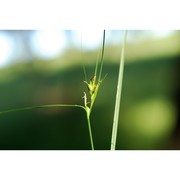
[0,30,179,150]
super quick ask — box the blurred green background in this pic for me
[0,30,179,150]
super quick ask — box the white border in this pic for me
[0,151,180,180]
[0,0,179,29]
[0,0,179,179]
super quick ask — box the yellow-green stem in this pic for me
[86,112,94,150]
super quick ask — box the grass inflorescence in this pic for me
[0,30,128,150]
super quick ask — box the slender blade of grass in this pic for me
[110,30,128,150]
[98,30,106,82]
[0,104,85,115]
[81,32,88,82]
[82,64,88,82]
[94,49,100,78]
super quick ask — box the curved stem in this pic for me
[0,104,85,115]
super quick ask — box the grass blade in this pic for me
[0,104,85,115]
[98,30,106,82]
[81,32,88,82]
[82,64,88,82]
[94,47,100,78]
[110,30,128,150]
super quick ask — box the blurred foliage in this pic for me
[0,54,179,149]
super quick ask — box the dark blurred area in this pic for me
[0,30,179,150]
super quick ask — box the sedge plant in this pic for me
[0,30,128,150]
[0,30,106,150]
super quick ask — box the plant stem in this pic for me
[98,30,106,82]
[86,113,94,150]
[0,104,85,115]
[110,30,128,150]
[83,30,106,150]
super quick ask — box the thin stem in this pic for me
[94,45,101,77]
[111,30,128,150]
[98,30,106,82]
[87,113,94,150]
[81,32,88,82]
[0,104,85,115]
[83,64,88,82]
